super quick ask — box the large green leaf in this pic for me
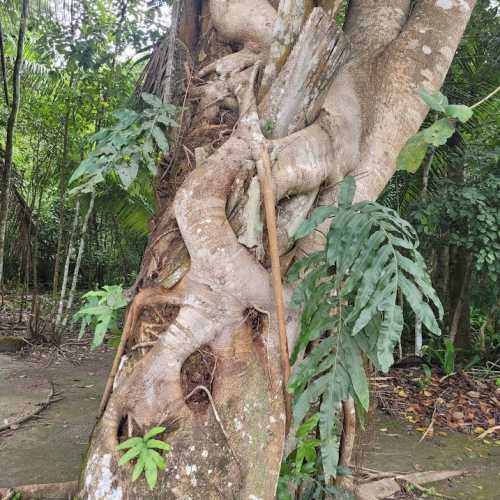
[397,135,428,173]
[417,88,448,112]
[294,206,337,240]
[422,118,455,147]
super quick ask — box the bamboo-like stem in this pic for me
[257,145,292,433]
[61,191,96,330]
[54,199,80,335]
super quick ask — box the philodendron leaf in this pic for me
[117,437,143,450]
[143,453,159,490]
[338,175,356,208]
[422,118,455,146]
[152,126,169,152]
[147,439,172,451]
[118,446,142,465]
[141,92,164,108]
[417,88,448,112]
[132,456,145,482]
[294,206,337,239]
[148,449,166,470]
[397,134,428,173]
[444,104,473,123]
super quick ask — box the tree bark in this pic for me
[52,110,71,298]
[0,0,30,289]
[0,18,9,106]
[81,1,476,498]
[61,192,96,331]
[54,200,80,337]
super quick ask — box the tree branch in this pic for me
[209,0,277,48]
[260,7,348,138]
[344,0,411,55]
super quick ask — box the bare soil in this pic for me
[0,349,113,488]
[365,411,500,499]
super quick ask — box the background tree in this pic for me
[0,0,30,289]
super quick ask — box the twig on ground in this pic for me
[0,382,62,432]
[476,425,500,440]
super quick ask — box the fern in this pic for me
[287,176,443,481]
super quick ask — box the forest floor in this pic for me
[0,348,113,488]
[0,347,499,498]
[0,289,499,499]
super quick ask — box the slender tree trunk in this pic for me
[0,0,30,289]
[61,192,96,331]
[0,18,9,106]
[52,110,71,298]
[81,2,476,498]
[29,192,42,339]
[415,150,434,355]
[54,199,80,338]
[449,252,473,348]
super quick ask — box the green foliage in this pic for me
[397,89,473,173]
[412,170,499,280]
[423,338,456,375]
[69,93,177,195]
[74,285,128,348]
[117,426,172,491]
[278,415,352,499]
[287,177,442,484]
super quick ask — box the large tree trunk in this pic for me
[81,1,476,498]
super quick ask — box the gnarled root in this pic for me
[80,63,289,500]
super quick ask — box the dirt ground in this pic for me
[364,411,500,499]
[1,350,500,498]
[0,350,113,488]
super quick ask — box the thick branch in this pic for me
[209,0,277,48]
[352,0,477,201]
[260,7,348,138]
[344,0,411,56]
[260,0,314,95]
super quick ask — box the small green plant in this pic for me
[74,285,128,348]
[278,415,349,498]
[262,118,275,136]
[69,93,177,195]
[286,176,443,488]
[417,363,433,388]
[397,88,473,173]
[117,426,172,490]
[423,337,456,375]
